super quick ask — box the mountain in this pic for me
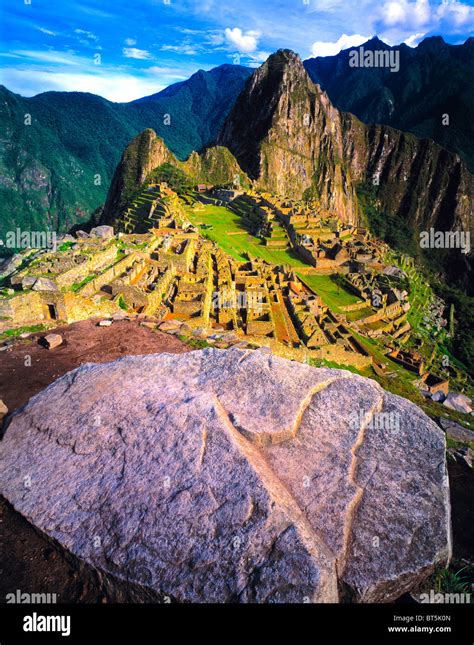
[304,36,474,173]
[218,49,360,222]
[100,129,178,224]
[101,129,248,226]
[0,64,252,245]
[218,49,473,237]
[131,64,253,156]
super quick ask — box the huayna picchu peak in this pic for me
[218,49,473,234]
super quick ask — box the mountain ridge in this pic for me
[101,129,248,225]
[1,36,473,244]
[218,49,473,236]
[304,35,474,172]
[0,64,253,243]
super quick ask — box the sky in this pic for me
[0,0,473,102]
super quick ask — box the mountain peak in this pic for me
[264,48,304,70]
[218,46,315,180]
[272,48,300,61]
[418,35,446,49]
[361,36,391,50]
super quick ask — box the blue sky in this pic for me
[1,0,473,101]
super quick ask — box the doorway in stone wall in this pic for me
[44,303,58,320]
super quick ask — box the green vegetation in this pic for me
[297,273,360,312]
[177,335,209,349]
[446,434,474,452]
[118,296,128,311]
[0,65,252,243]
[149,163,193,194]
[308,357,371,377]
[188,146,251,188]
[58,241,75,252]
[352,328,473,429]
[359,183,474,381]
[428,566,471,595]
[384,249,473,380]
[70,274,96,293]
[357,183,419,256]
[304,40,474,173]
[185,203,308,267]
[0,323,48,340]
[434,281,474,378]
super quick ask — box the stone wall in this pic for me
[313,344,372,369]
[1,288,119,327]
[1,291,44,324]
[80,253,139,297]
[144,267,176,316]
[339,300,369,313]
[55,245,118,288]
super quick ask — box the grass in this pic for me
[70,274,96,293]
[428,566,471,595]
[58,241,75,252]
[297,273,361,312]
[185,203,308,267]
[177,335,209,349]
[345,307,374,322]
[0,323,48,340]
[308,357,371,377]
[446,434,474,452]
[350,330,474,429]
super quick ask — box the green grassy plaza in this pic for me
[184,203,308,267]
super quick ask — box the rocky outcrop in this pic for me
[218,50,360,223]
[101,129,177,225]
[0,348,451,603]
[101,131,248,227]
[183,146,249,187]
[218,50,473,233]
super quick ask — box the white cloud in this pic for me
[123,47,152,59]
[2,68,169,102]
[5,50,83,66]
[74,28,98,41]
[383,1,409,26]
[380,0,473,31]
[404,32,426,46]
[248,50,271,63]
[310,33,370,57]
[124,38,137,46]
[147,66,188,77]
[224,27,260,53]
[160,44,198,55]
[36,27,57,36]
[436,0,473,27]
[205,32,226,46]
